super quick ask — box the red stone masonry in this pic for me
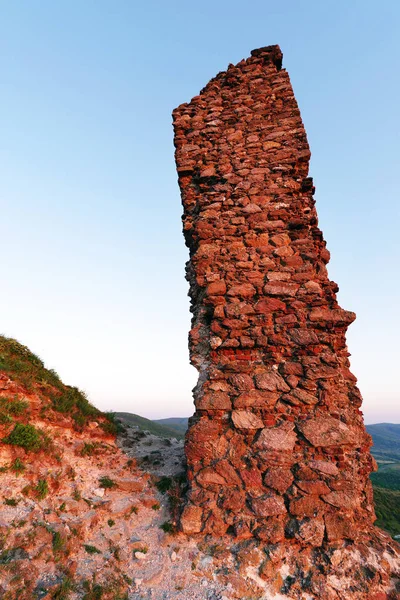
[172,46,378,543]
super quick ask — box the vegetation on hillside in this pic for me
[0,335,104,429]
[3,422,51,452]
[374,487,400,537]
[115,412,184,439]
[371,465,400,491]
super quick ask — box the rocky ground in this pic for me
[0,373,229,600]
[0,365,399,599]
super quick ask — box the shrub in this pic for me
[81,442,102,457]
[3,423,50,452]
[111,545,120,561]
[84,544,101,554]
[4,498,18,506]
[21,485,31,496]
[98,476,116,489]
[72,413,87,429]
[15,519,26,528]
[82,583,103,600]
[34,479,49,500]
[0,547,29,564]
[107,519,115,527]
[160,521,177,534]
[0,413,13,424]
[155,477,172,494]
[99,412,124,435]
[52,576,74,600]
[151,503,161,511]
[52,531,65,553]
[0,396,29,416]
[10,458,25,475]
[50,387,100,421]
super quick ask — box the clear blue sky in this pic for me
[0,1,399,423]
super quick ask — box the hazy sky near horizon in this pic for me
[0,1,399,423]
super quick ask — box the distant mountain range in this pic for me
[115,412,186,439]
[366,423,400,461]
[154,417,189,436]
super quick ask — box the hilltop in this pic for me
[0,335,155,598]
[114,413,185,440]
[366,423,400,461]
[0,336,293,600]
[0,337,202,600]
[0,336,399,598]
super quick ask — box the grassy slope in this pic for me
[0,334,117,434]
[374,487,400,537]
[115,412,184,439]
[371,464,400,491]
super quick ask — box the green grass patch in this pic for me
[82,583,104,600]
[4,498,18,506]
[160,521,177,534]
[371,467,400,491]
[155,476,172,494]
[374,486,400,537]
[3,423,51,452]
[0,335,100,426]
[0,396,29,416]
[81,442,103,457]
[34,479,49,500]
[50,387,100,422]
[0,413,13,424]
[51,576,74,599]
[84,544,101,555]
[10,458,25,475]
[99,412,125,436]
[0,394,28,426]
[52,531,65,553]
[72,488,81,501]
[98,476,116,489]
[0,336,60,390]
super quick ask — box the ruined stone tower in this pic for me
[173,46,399,598]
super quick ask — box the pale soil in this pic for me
[1,408,399,599]
[0,408,229,600]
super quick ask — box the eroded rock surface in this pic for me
[173,45,400,597]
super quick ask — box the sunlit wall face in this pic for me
[0,0,399,423]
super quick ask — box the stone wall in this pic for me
[172,45,377,543]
